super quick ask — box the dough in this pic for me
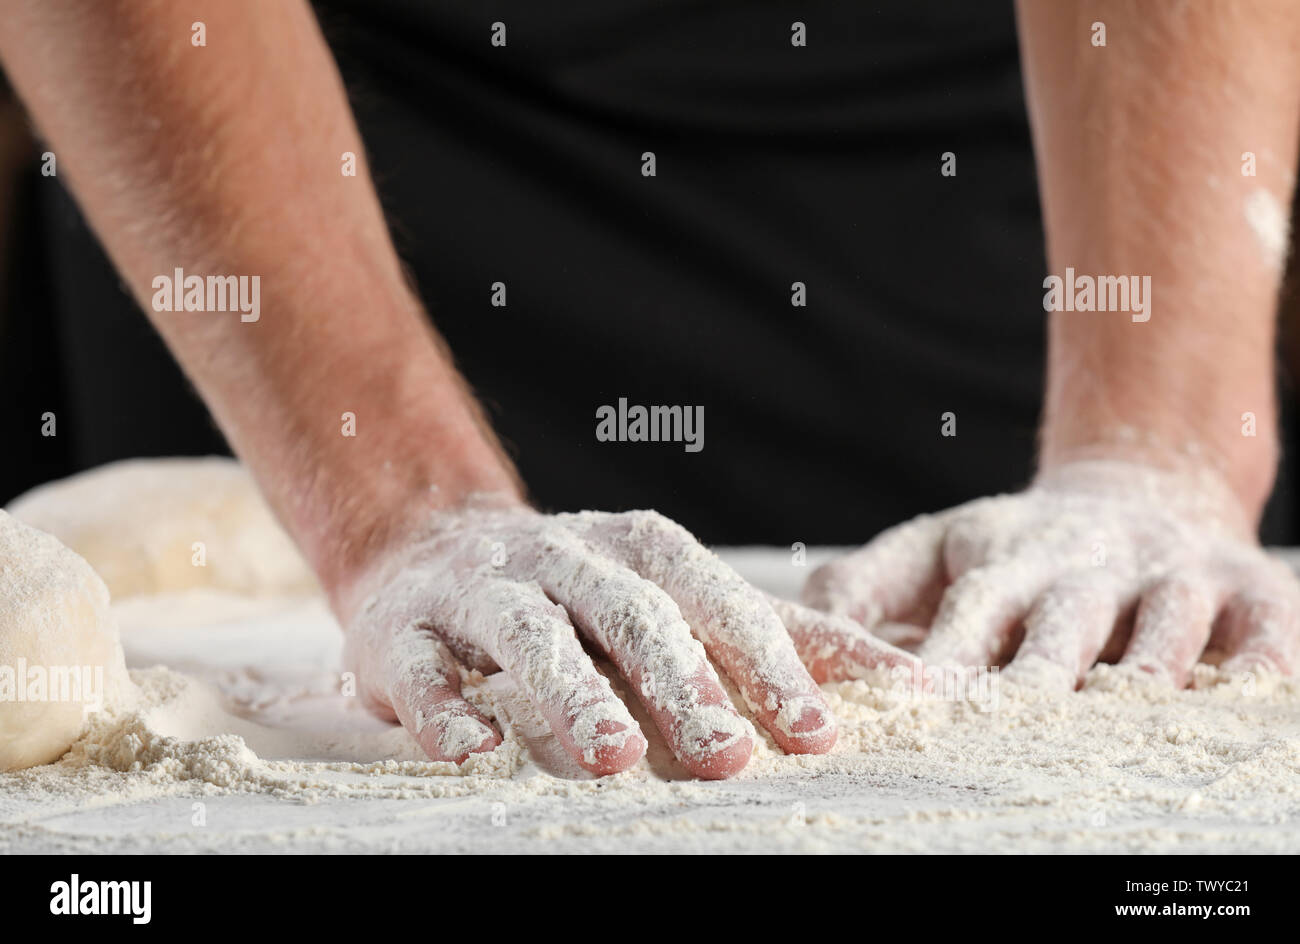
[0,509,131,771]
[7,458,317,599]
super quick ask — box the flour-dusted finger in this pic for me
[594,512,836,757]
[918,561,1055,668]
[527,527,755,779]
[455,577,647,775]
[802,512,949,627]
[766,593,922,686]
[1217,585,1300,676]
[1002,572,1124,690]
[382,625,501,763]
[1120,574,1223,686]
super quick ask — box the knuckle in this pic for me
[621,508,690,542]
[802,559,851,603]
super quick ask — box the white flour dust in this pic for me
[1244,187,1290,271]
[3,551,1299,854]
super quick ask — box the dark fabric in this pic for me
[4,1,1291,543]
[0,167,70,492]
[320,0,1045,544]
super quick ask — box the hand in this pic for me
[342,500,916,779]
[803,459,1300,689]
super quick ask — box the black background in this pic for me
[1,1,1296,546]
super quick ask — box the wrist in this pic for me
[257,335,528,616]
[310,463,528,622]
[1040,345,1279,523]
[1033,452,1256,541]
[1037,425,1275,534]
[321,480,528,623]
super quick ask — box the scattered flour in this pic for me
[351,503,823,779]
[3,550,1298,854]
[1244,188,1290,271]
[807,460,1299,683]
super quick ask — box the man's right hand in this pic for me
[341,499,917,779]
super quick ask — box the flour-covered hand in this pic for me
[343,502,908,778]
[803,460,1300,688]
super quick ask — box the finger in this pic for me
[460,578,647,775]
[383,625,502,763]
[528,531,754,779]
[801,512,949,627]
[918,562,1055,668]
[765,593,923,685]
[1002,572,1122,690]
[1217,587,1300,675]
[1120,574,1222,686]
[601,512,837,757]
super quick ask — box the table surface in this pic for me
[3,547,1298,855]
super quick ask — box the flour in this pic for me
[2,456,1297,851]
[616,510,833,748]
[350,503,819,778]
[808,460,1299,687]
[1244,188,1290,270]
[3,580,1298,853]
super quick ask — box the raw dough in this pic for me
[0,509,131,771]
[8,458,317,599]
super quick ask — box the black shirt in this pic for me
[7,2,1075,544]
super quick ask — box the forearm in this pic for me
[1016,0,1300,520]
[0,0,521,603]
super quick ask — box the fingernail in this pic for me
[571,704,647,772]
[436,715,499,762]
[774,694,837,746]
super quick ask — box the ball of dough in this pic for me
[7,457,317,599]
[0,509,130,771]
